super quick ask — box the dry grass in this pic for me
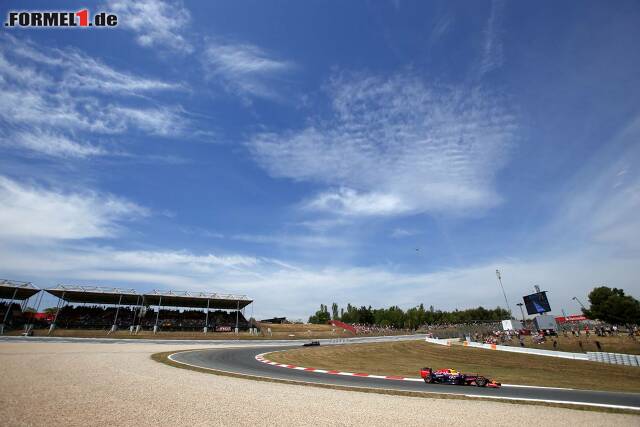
[266,341,640,393]
[257,322,355,338]
[3,323,356,340]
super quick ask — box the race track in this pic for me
[169,345,640,411]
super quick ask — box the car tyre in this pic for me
[475,377,487,387]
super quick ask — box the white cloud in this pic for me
[0,176,147,241]
[10,131,106,158]
[304,188,408,216]
[250,73,517,216]
[202,40,293,99]
[1,238,638,319]
[390,228,420,238]
[549,114,640,254]
[4,34,181,93]
[0,34,187,158]
[107,106,186,136]
[106,0,193,53]
[296,218,350,232]
[479,0,505,76]
[232,233,349,249]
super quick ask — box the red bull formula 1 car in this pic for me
[420,367,501,388]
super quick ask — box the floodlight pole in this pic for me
[204,299,210,334]
[495,269,512,319]
[1,287,19,334]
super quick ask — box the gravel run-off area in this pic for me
[1,342,638,427]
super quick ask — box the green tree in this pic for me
[331,302,339,320]
[583,286,640,325]
[308,304,331,324]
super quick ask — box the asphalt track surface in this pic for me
[170,345,640,411]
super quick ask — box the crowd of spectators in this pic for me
[351,323,407,335]
[51,305,249,331]
[422,319,640,349]
[0,302,24,325]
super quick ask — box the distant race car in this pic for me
[420,367,500,388]
[302,340,320,347]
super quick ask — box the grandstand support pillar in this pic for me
[154,296,162,334]
[48,291,65,335]
[235,300,239,334]
[0,287,19,334]
[136,296,145,333]
[131,295,140,333]
[110,294,123,334]
[204,299,210,334]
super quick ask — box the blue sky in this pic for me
[1,0,639,319]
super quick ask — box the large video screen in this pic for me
[523,292,551,315]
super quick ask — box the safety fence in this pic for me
[425,337,640,367]
[425,336,588,360]
[461,340,588,360]
[588,352,640,367]
[424,337,459,346]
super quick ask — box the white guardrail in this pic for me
[461,340,588,360]
[426,337,587,360]
[425,337,640,366]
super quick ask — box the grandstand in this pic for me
[0,280,40,334]
[0,280,253,335]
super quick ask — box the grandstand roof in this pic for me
[143,290,252,310]
[45,285,252,309]
[46,285,140,305]
[0,279,40,300]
